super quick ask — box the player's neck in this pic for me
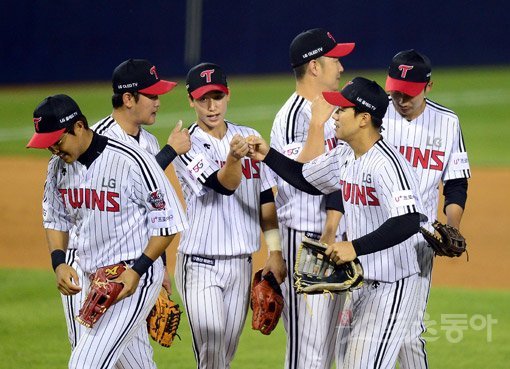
[112,110,141,136]
[350,132,382,159]
[295,81,323,102]
[197,119,227,139]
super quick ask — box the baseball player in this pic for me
[270,28,354,369]
[382,49,471,369]
[172,62,286,369]
[248,77,427,369]
[59,59,190,369]
[27,94,187,369]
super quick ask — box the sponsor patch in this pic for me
[391,190,416,208]
[281,142,303,159]
[449,152,470,171]
[147,189,166,210]
[148,210,176,229]
[187,153,209,179]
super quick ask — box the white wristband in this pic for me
[264,229,282,252]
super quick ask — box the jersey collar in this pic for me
[78,131,108,168]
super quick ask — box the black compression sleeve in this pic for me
[351,213,420,256]
[325,190,344,213]
[204,171,236,195]
[443,178,468,213]
[260,188,275,205]
[155,144,178,170]
[263,148,322,195]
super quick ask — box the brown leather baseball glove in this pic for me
[250,269,284,335]
[146,288,182,347]
[420,220,467,257]
[76,263,126,328]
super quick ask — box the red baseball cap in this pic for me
[186,62,229,99]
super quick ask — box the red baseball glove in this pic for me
[76,263,125,328]
[250,269,284,335]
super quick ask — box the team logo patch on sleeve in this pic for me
[147,189,166,210]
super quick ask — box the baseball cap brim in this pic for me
[324,43,355,58]
[322,91,356,108]
[385,76,427,97]
[139,80,178,95]
[26,128,66,149]
[190,84,229,99]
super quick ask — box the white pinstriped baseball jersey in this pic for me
[43,136,187,273]
[173,121,275,256]
[270,93,340,232]
[302,139,425,282]
[92,115,161,156]
[382,98,471,222]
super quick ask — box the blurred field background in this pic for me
[0,66,509,368]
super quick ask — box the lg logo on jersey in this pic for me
[427,136,442,147]
[102,178,116,188]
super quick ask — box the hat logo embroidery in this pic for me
[327,32,336,42]
[33,117,42,132]
[150,66,159,80]
[200,69,214,83]
[398,65,414,78]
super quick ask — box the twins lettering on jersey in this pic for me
[398,146,445,171]
[339,179,380,206]
[58,188,120,212]
[214,158,261,179]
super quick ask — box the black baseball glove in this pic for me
[420,220,467,258]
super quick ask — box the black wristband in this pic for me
[51,249,66,271]
[155,144,178,170]
[161,251,167,266]
[132,253,154,277]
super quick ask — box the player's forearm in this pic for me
[217,155,243,190]
[45,228,69,253]
[296,120,325,163]
[321,209,343,244]
[132,235,174,277]
[445,204,464,229]
[260,202,279,232]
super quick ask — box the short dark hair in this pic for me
[293,63,308,80]
[67,115,89,134]
[353,106,383,131]
[111,92,140,108]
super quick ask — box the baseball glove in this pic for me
[294,237,364,294]
[250,269,284,335]
[147,288,182,347]
[76,263,126,328]
[420,220,467,257]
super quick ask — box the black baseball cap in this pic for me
[323,77,389,120]
[289,28,355,68]
[186,62,229,99]
[112,59,177,95]
[27,94,83,149]
[385,49,432,97]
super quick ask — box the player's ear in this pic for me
[308,59,320,77]
[187,95,195,108]
[425,81,433,94]
[123,92,135,108]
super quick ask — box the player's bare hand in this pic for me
[161,271,172,294]
[325,241,357,264]
[55,263,81,295]
[310,95,335,127]
[246,135,270,161]
[262,251,287,284]
[167,120,191,155]
[229,134,249,160]
[113,268,141,302]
